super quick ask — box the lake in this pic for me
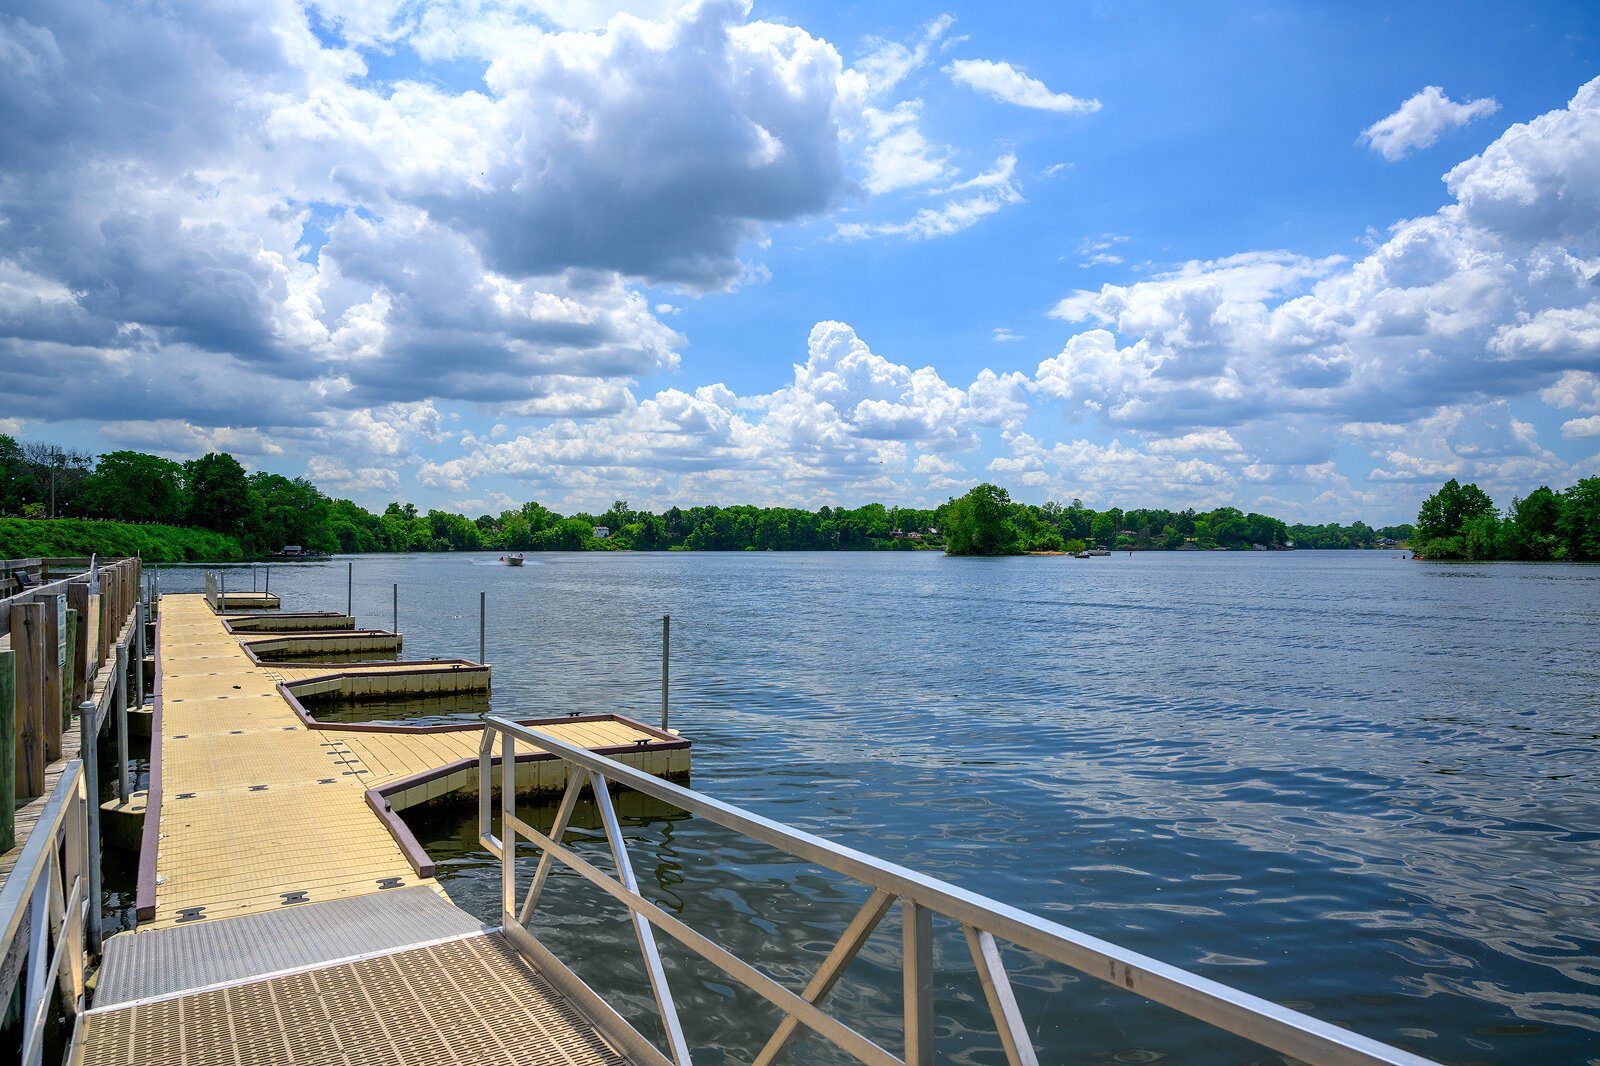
[155,550,1600,1064]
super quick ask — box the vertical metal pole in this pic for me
[500,732,516,921]
[903,900,934,1066]
[114,644,129,804]
[661,614,670,731]
[479,591,486,664]
[80,700,102,954]
[219,570,226,610]
[134,602,146,709]
[253,567,258,593]
[347,562,353,619]
[393,583,398,634]
[264,566,269,595]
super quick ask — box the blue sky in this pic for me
[2,1,1598,523]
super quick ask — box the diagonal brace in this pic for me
[752,887,897,1066]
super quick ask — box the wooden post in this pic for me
[0,650,14,850]
[11,602,45,798]
[63,609,78,733]
[68,581,90,704]
[34,592,63,761]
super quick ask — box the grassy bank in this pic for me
[0,517,244,563]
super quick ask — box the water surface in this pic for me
[160,551,1600,1064]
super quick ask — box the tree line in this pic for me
[2,435,1430,558]
[1412,477,1600,561]
[939,483,1414,555]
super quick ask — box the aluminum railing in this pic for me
[479,716,1441,1066]
[0,761,90,1066]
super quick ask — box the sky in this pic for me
[1,0,1598,523]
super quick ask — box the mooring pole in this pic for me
[252,567,257,593]
[80,699,102,953]
[393,583,398,633]
[114,643,129,803]
[479,591,486,665]
[661,614,670,731]
[264,566,269,595]
[347,562,353,619]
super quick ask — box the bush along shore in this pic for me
[0,517,243,563]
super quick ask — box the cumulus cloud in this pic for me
[944,59,1100,114]
[1561,416,1600,439]
[0,0,905,451]
[1360,86,1500,161]
[419,322,1023,505]
[1037,79,1600,440]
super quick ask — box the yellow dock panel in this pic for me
[148,595,684,932]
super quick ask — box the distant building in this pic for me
[592,526,610,539]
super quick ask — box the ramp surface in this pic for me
[97,887,484,1007]
[84,932,633,1066]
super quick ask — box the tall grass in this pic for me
[0,518,244,563]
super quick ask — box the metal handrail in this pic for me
[481,716,1441,1066]
[0,760,90,1066]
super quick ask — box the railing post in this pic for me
[115,644,129,804]
[80,700,102,954]
[661,614,670,731]
[135,601,146,709]
[500,732,516,921]
[903,900,934,1066]
[0,650,13,851]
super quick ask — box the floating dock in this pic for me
[75,589,689,1064]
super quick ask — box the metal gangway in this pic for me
[477,718,1442,1066]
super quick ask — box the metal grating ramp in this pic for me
[97,886,486,1006]
[83,932,633,1066]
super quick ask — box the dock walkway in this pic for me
[77,591,684,1065]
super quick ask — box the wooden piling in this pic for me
[34,591,63,761]
[11,601,45,798]
[0,650,14,850]
[69,580,90,703]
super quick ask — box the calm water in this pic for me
[158,552,1600,1065]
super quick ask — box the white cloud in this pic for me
[852,14,955,96]
[992,327,1023,342]
[419,321,1025,507]
[945,59,1100,114]
[860,101,951,194]
[838,154,1023,240]
[1562,416,1600,439]
[305,455,400,493]
[1541,371,1600,412]
[1360,86,1500,161]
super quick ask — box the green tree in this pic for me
[81,451,187,524]
[1503,486,1562,560]
[184,452,253,537]
[1558,477,1600,561]
[1416,479,1497,543]
[942,484,1021,556]
[0,435,29,514]
[247,473,334,555]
